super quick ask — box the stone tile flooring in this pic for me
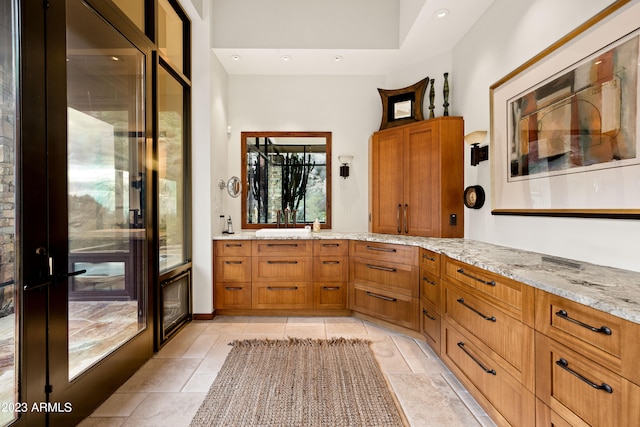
[78,316,497,427]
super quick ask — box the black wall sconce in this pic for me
[465,131,488,166]
[338,155,353,179]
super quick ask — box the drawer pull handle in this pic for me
[456,268,496,286]
[555,358,613,393]
[267,286,299,291]
[422,309,436,321]
[555,310,612,335]
[422,276,436,285]
[322,261,341,265]
[422,254,436,262]
[457,342,496,375]
[456,298,496,322]
[322,286,340,291]
[365,291,397,302]
[224,286,243,291]
[322,243,340,247]
[225,243,243,247]
[224,261,243,265]
[266,243,298,247]
[267,260,298,265]
[366,245,397,253]
[366,264,397,273]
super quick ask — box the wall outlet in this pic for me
[449,214,457,226]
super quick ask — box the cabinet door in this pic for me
[370,128,404,234]
[403,121,440,236]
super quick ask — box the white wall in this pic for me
[453,0,640,272]
[225,74,385,232]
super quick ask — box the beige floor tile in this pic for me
[117,358,201,393]
[90,392,147,417]
[244,317,287,335]
[370,336,412,373]
[120,392,206,427]
[325,317,367,336]
[77,417,125,427]
[181,372,217,393]
[284,324,327,339]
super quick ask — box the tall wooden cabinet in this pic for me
[369,117,464,237]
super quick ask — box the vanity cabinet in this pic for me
[419,249,442,354]
[369,117,464,237]
[534,289,640,426]
[313,240,348,309]
[441,257,536,427]
[213,240,252,309]
[349,241,419,330]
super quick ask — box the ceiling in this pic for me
[210,0,495,76]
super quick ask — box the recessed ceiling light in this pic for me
[434,9,449,19]
[281,55,292,62]
[333,55,343,62]
[230,55,242,61]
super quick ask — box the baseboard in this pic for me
[192,312,215,320]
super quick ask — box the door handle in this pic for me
[23,269,86,292]
[404,204,408,234]
[397,204,402,233]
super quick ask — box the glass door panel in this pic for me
[66,0,147,380]
[0,1,18,425]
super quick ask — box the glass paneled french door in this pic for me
[14,1,154,425]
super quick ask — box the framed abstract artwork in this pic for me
[490,0,640,218]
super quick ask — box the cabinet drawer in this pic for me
[442,322,535,427]
[214,257,251,282]
[252,256,313,282]
[215,240,252,257]
[314,282,347,309]
[349,241,417,265]
[443,284,534,387]
[252,282,312,309]
[444,257,534,324]
[252,240,312,256]
[350,257,418,297]
[313,256,348,282]
[313,240,349,256]
[350,283,418,330]
[214,283,252,309]
[535,333,640,427]
[535,289,640,385]
[535,399,577,427]
[419,248,441,276]
[420,269,440,311]
[420,300,440,355]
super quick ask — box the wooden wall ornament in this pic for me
[377,77,429,130]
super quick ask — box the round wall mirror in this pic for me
[227,176,241,198]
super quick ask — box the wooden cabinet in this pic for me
[441,256,536,427]
[419,248,442,354]
[369,117,464,237]
[534,289,640,426]
[313,240,348,309]
[213,240,252,309]
[349,241,419,330]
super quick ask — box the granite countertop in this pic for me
[214,231,640,325]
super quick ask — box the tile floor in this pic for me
[78,316,496,427]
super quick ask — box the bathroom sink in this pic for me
[255,228,312,237]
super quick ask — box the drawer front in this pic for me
[252,282,312,309]
[349,240,417,265]
[442,323,536,427]
[350,283,418,330]
[215,240,252,257]
[535,289,633,380]
[443,284,533,380]
[313,256,348,282]
[214,257,251,282]
[420,300,441,354]
[420,269,440,310]
[252,240,312,256]
[313,240,349,256]
[350,257,418,297]
[444,257,534,323]
[419,248,441,276]
[314,282,347,309]
[535,333,640,427]
[252,256,313,282]
[535,399,579,427]
[214,283,252,309]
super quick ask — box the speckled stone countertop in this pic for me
[214,231,640,325]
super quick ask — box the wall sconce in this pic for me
[464,130,488,166]
[338,155,353,179]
